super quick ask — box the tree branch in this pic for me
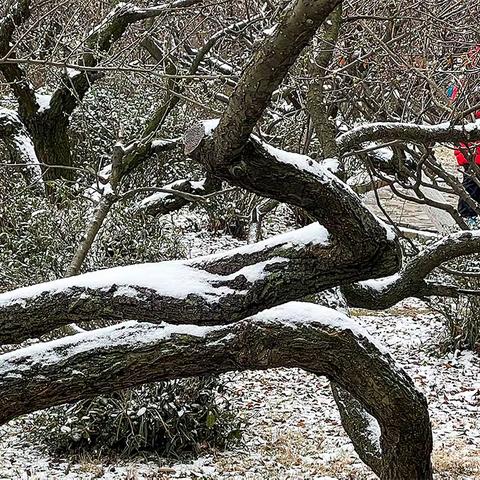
[0,302,432,479]
[210,0,342,162]
[337,120,480,154]
[343,230,480,309]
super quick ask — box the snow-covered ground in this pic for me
[0,210,479,479]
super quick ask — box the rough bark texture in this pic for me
[0,219,396,345]
[0,303,433,479]
[0,2,438,477]
[211,0,342,162]
[342,230,480,309]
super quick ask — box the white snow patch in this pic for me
[35,94,51,113]
[263,25,277,36]
[0,261,238,307]
[261,141,331,181]
[66,67,81,79]
[198,222,330,262]
[0,253,291,308]
[202,118,220,136]
[358,273,401,292]
[252,301,388,353]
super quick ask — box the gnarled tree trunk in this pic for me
[0,302,433,479]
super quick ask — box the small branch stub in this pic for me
[184,121,206,155]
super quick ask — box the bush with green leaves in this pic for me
[29,376,242,457]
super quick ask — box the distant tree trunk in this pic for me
[28,112,74,184]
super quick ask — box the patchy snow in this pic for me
[0,107,42,181]
[137,178,206,209]
[337,119,480,151]
[321,157,339,173]
[66,67,81,79]
[197,222,330,262]
[12,131,42,180]
[0,201,478,480]
[87,2,130,38]
[137,179,188,207]
[261,140,332,182]
[151,137,180,149]
[202,118,220,136]
[233,257,287,283]
[35,93,52,114]
[362,410,382,453]
[263,25,277,36]
[0,232,315,307]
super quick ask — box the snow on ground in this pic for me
[0,209,479,479]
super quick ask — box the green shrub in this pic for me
[29,376,242,458]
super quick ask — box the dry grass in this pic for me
[433,447,480,479]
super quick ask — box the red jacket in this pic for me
[455,110,480,166]
[455,144,480,166]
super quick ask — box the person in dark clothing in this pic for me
[458,174,480,219]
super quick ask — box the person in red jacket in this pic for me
[455,111,480,223]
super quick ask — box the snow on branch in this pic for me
[87,0,204,48]
[0,223,334,344]
[343,230,480,309]
[337,119,480,154]
[134,178,208,214]
[0,107,43,186]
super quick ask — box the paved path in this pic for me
[362,148,462,232]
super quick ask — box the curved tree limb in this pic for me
[343,230,480,309]
[0,302,433,479]
[337,120,480,154]
[0,220,380,345]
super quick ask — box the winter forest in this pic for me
[1,0,480,478]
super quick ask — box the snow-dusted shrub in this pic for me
[431,256,480,353]
[203,189,258,240]
[29,377,241,457]
[435,293,480,353]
